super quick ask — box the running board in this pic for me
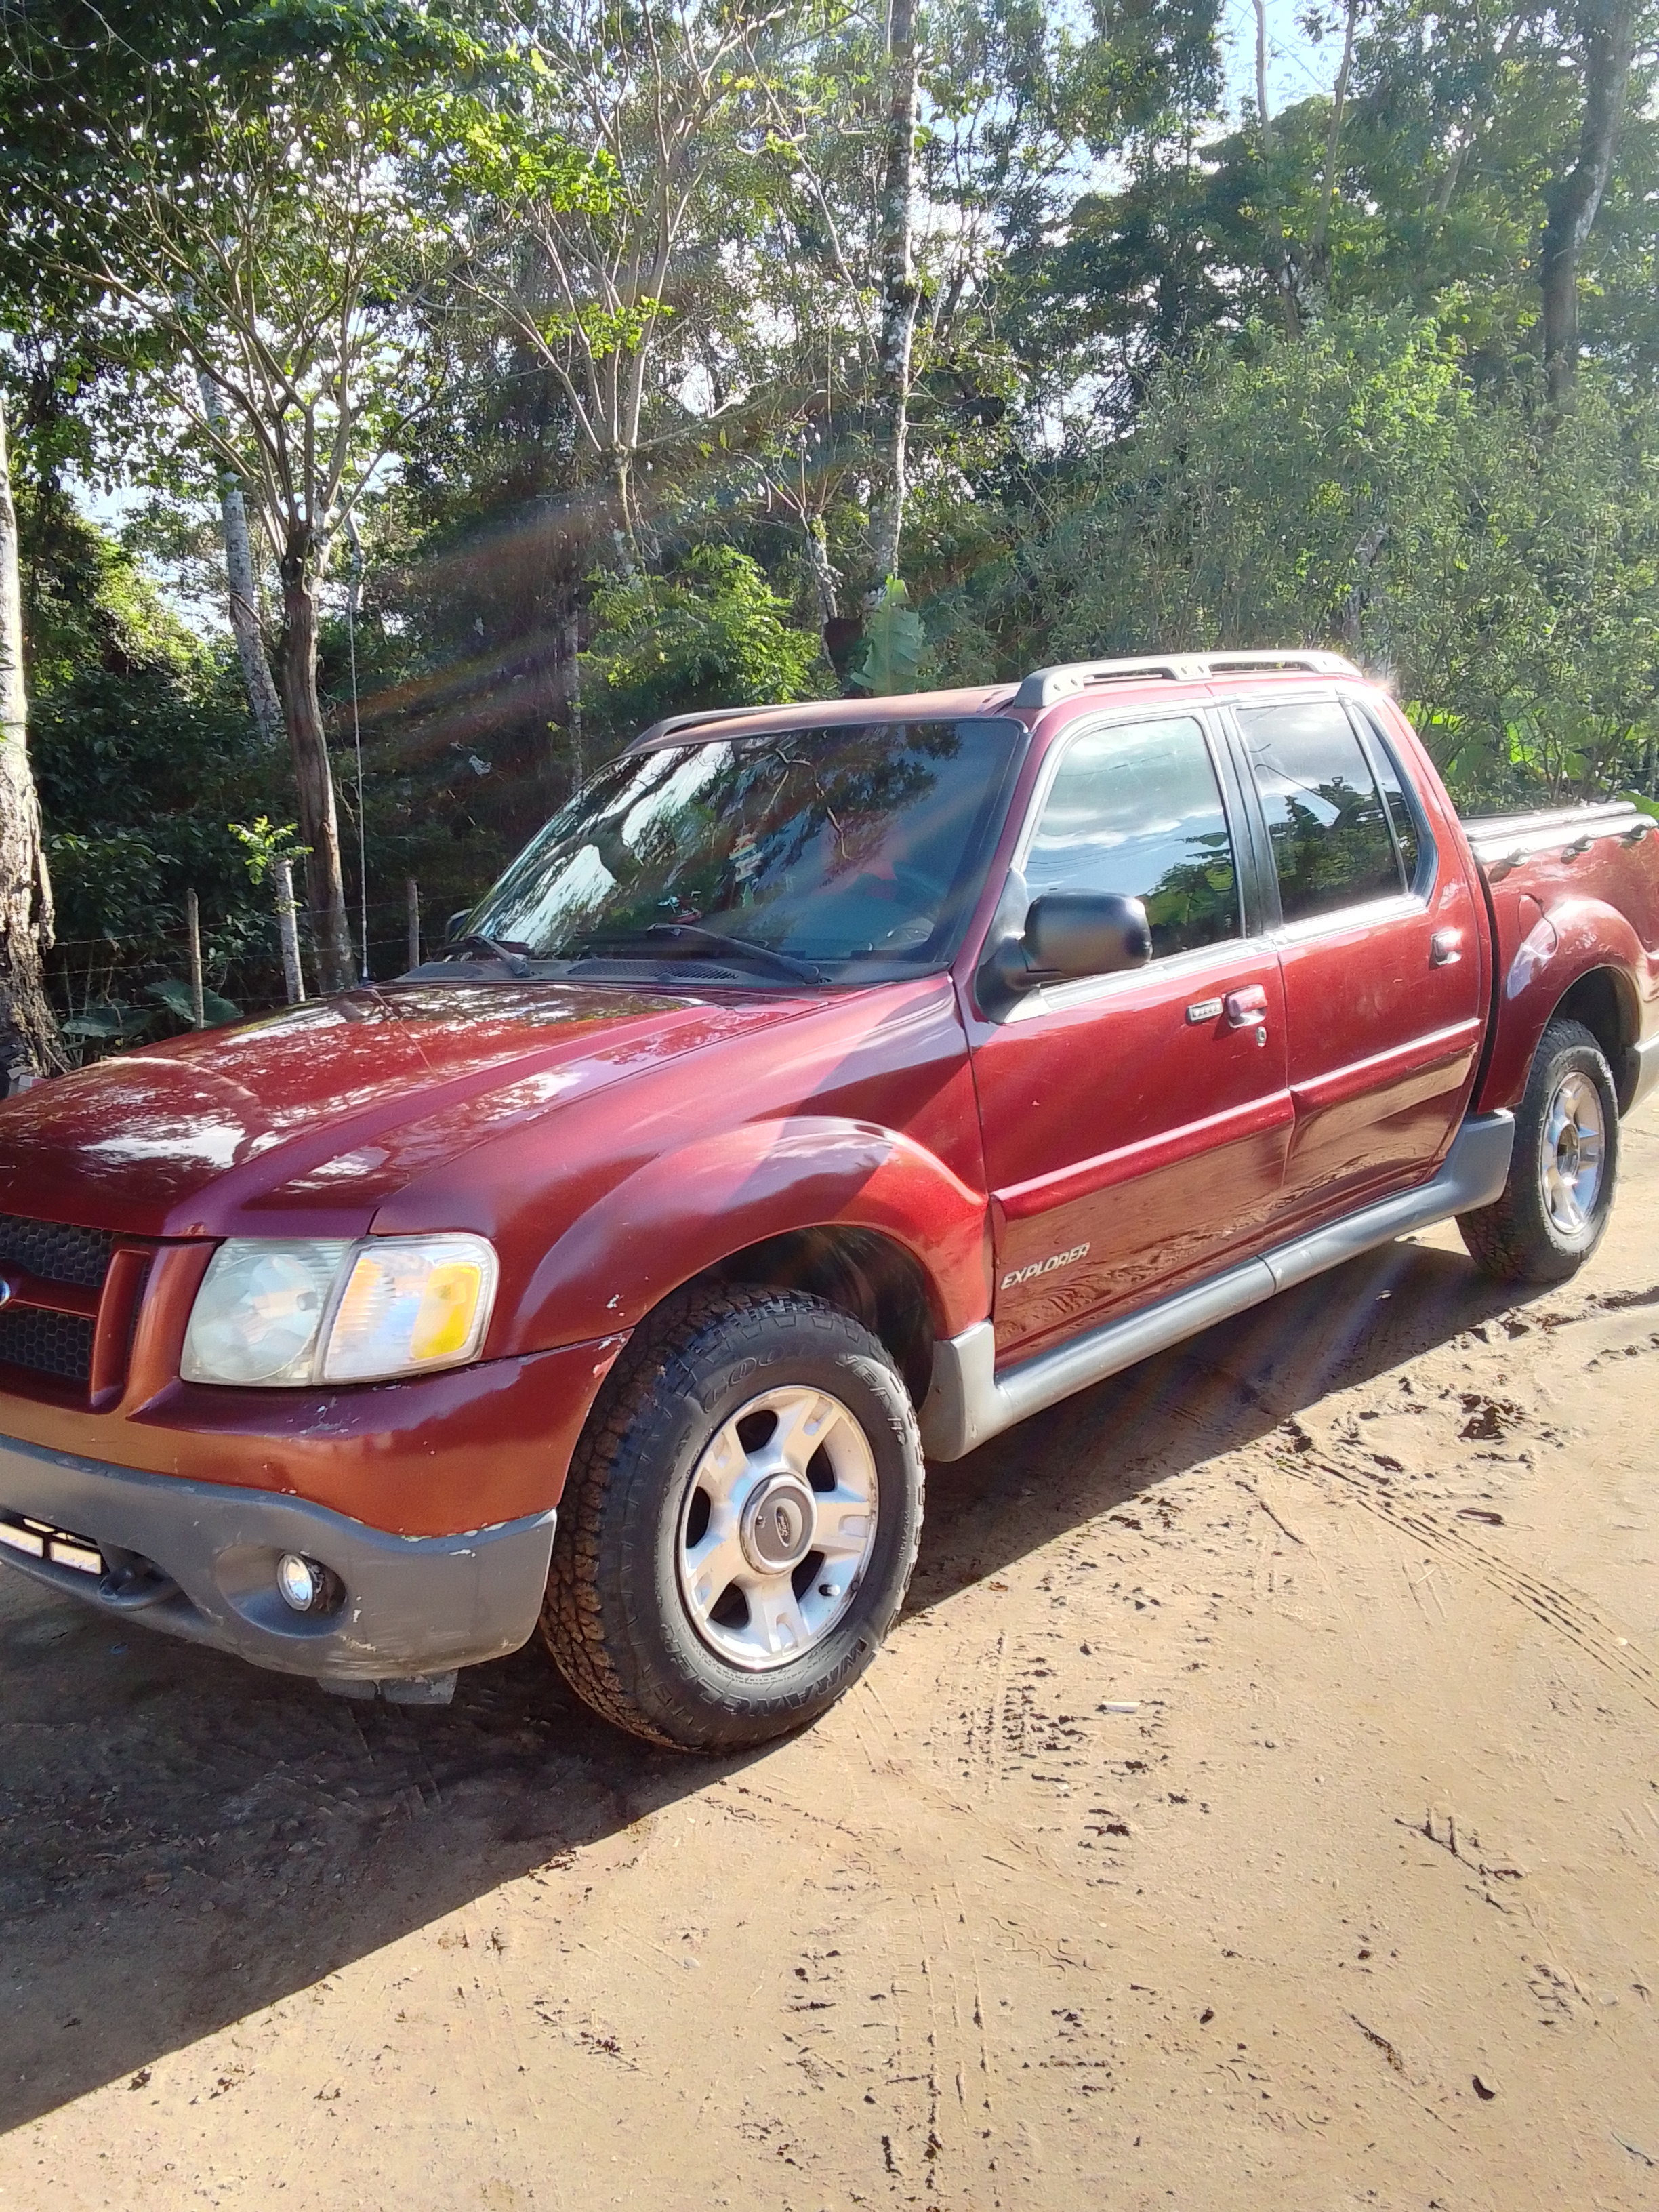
[919,1111,1515,1461]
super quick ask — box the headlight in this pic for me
[181,1240,352,1385]
[181,1234,499,1388]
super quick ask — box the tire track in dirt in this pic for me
[1277,1443,1659,1711]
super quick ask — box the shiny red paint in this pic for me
[1476,870,1659,1115]
[0,668,1653,1544]
[967,943,1292,1359]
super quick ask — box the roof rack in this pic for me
[1011,650,1361,710]
[627,701,782,752]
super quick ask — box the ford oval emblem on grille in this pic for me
[0,1279,13,1307]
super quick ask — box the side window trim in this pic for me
[1008,705,1264,942]
[1212,701,1282,931]
[1340,692,1439,901]
[1204,705,1275,937]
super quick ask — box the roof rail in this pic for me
[1012,649,1361,710]
[627,702,780,752]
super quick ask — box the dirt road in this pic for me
[3,1106,1658,2211]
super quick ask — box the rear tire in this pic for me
[1458,1017,1619,1285]
[541,1285,923,1753]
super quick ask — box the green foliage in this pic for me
[1000,312,1659,804]
[146,977,242,1026]
[20,502,294,1025]
[581,548,830,744]
[229,819,310,885]
[851,580,928,696]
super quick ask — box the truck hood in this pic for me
[0,981,821,1238]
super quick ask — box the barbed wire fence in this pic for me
[46,878,436,1063]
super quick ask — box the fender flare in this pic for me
[502,1115,993,1354]
[1476,893,1647,1115]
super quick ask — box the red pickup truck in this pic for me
[0,651,1654,1748]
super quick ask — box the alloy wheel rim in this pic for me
[1540,1071,1605,1234]
[675,1385,879,1672]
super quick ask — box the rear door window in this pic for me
[1025,714,1242,959]
[1235,699,1406,924]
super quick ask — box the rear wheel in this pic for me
[541,1285,923,1752]
[1458,1017,1619,1285]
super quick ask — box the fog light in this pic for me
[276,1553,333,1614]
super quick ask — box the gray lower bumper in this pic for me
[0,1433,554,1687]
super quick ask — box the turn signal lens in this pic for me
[319,1235,497,1382]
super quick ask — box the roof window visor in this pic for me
[459,717,1025,985]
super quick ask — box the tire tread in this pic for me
[541,1284,922,1751]
[1458,1017,1618,1286]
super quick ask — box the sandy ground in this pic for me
[2,1107,1658,2212]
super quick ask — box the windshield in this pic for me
[463,717,1024,984]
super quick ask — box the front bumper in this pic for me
[0,1431,554,1689]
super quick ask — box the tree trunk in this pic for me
[1540,0,1639,407]
[552,589,584,795]
[804,514,841,631]
[1252,0,1302,340]
[0,394,62,1078]
[274,547,354,994]
[869,0,921,586]
[1308,0,1361,293]
[196,368,285,747]
[609,449,640,576]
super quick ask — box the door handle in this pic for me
[1430,929,1462,966]
[1223,985,1269,1027]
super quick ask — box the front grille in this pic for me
[0,1306,96,1383]
[0,1214,114,1290]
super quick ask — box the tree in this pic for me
[20,4,467,989]
[0,395,62,1073]
[870,0,922,585]
[1540,0,1647,404]
[447,0,792,568]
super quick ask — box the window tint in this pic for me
[1025,715,1241,958]
[1349,707,1422,887]
[470,717,1023,977]
[1237,700,1405,923]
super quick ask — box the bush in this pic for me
[581,546,830,748]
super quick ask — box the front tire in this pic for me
[1458,1017,1619,1285]
[541,1286,924,1752]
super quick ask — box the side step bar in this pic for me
[919,1111,1515,1462]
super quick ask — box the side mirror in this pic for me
[445,909,471,945]
[981,890,1151,1009]
[1025,892,1151,979]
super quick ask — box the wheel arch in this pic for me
[503,1114,991,1374]
[1550,965,1642,1109]
[703,1224,938,1406]
[1475,888,1648,1118]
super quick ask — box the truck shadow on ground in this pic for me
[905,1230,1602,1616]
[0,1233,1616,2132]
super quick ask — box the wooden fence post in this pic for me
[273,857,305,1004]
[407,877,421,972]
[185,888,205,1029]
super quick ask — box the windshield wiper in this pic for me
[430,930,533,977]
[571,922,824,985]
